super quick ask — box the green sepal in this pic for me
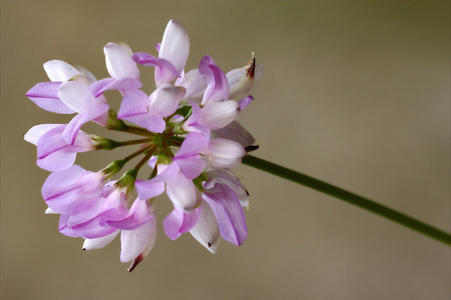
[107,109,127,131]
[102,159,126,179]
[115,168,138,193]
[92,136,121,150]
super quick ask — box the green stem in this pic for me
[122,126,154,137]
[117,138,152,147]
[242,155,451,246]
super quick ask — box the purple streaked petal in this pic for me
[213,121,255,148]
[58,214,78,237]
[36,126,95,171]
[37,149,77,172]
[159,20,189,75]
[163,205,201,240]
[204,169,249,207]
[26,82,75,114]
[190,200,220,253]
[43,60,82,82]
[69,216,118,239]
[42,166,104,213]
[37,125,94,159]
[104,42,140,80]
[199,55,229,105]
[202,183,247,246]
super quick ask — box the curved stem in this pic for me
[242,155,451,246]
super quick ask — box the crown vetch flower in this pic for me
[25,19,262,271]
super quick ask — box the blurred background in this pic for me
[1,1,449,299]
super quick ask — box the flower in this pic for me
[25,19,261,271]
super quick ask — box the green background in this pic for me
[1,1,450,299]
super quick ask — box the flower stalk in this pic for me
[242,155,451,246]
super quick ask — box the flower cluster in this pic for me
[25,20,262,271]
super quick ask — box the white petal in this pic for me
[120,216,157,262]
[166,172,199,212]
[104,42,140,80]
[148,83,186,117]
[159,20,190,74]
[190,200,220,253]
[45,207,57,214]
[199,100,239,130]
[58,81,98,114]
[177,69,207,100]
[24,124,62,145]
[203,138,246,168]
[43,60,82,82]
[82,231,120,250]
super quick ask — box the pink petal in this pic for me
[132,52,179,87]
[37,149,77,172]
[238,95,254,110]
[135,162,179,199]
[104,197,153,230]
[173,132,207,179]
[123,113,166,133]
[117,89,149,119]
[163,205,201,240]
